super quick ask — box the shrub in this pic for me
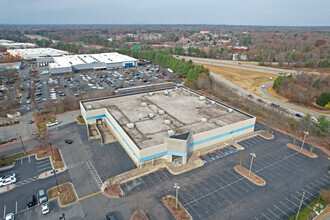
[316,92,330,107]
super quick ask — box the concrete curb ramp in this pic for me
[39,166,67,179]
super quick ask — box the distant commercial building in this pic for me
[7,48,69,60]
[48,52,137,74]
[0,62,21,71]
[0,39,37,49]
[200,31,210,34]
[80,85,255,166]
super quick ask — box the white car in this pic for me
[41,202,50,214]
[46,120,59,127]
[5,213,14,220]
[0,174,16,187]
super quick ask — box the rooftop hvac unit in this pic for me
[86,105,93,110]
[158,110,165,115]
[164,90,169,96]
[210,101,215,105]
[127,123,135,129]
[148,92,154,96]
[199,96,206,101]
[142,102,147,107]
[164,120,171,125]
[227,108,233,113]
[148,113,155,119]
[201,118,208,123]
[167,130,175,136]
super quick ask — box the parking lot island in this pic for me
[47,182,78,208]
[234,165,266,186]
[162,195,192,220]
[130,209,148,220]
[286,143,318,158]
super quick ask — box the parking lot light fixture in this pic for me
[249,153,256,175]
[300,131,309,150]
[174,183,180,209]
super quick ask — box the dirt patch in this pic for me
[204,64,276,95]
[286,143,318,158]
[74,115,85,125]
[47,182,77,206]
[234,165,266,186]
[162,195,191,220]
[130,209,148,220]
[34,111,56,135]
[104,183,122,198]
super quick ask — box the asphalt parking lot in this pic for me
[199,144,241,164]
[118,123,330,220]
[0,155,71,219]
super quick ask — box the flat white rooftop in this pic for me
[49,52,137,69]
[7,48,69,59]
[83,87,251,149]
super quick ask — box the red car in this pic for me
[32,70,38,73]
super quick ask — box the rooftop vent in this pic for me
[158,110,165,115]
[86,105,93,110]
[142,102,147,107]
[210,101,215,105]
[164,120,171,125]
[148,92,154,96]
[201,118,208,123]
[164,90,169,96]
[227,108,233,113]
[148,113,155,119]
[199,96,206,101]
[127,123,135,129]
[167,130,176,136]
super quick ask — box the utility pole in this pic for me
[301,131,309,150]
[19,136,26,155]
[295,192,305,220]
[174,183,180,208]
[249,153,256,175]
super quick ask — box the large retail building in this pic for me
[80,85,256,166]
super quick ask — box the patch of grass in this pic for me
[76,115,85,124]
[162,195,190,220]
[288,196,327,220]
[47,182,77,206]
[34,111,55,135]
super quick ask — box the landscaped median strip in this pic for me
[286,143,318,158]
[234,165,266,186]
[47,182,78,208]
[162,195,192,220]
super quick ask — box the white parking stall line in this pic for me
[146,174,155,184]
[36,160,49,165]
[15,201,17,214]
[290,194,308,206]
[267,208,280,219]
[182,198,201,219]
[38,166,52,172]
[319,176,329,183]
[3,206,6,219]
[28,156,31,163]
[300,188,315,197]
[37,162,51,168]
[242,139,255,146]
[285,197,300,208]
[274,204,290,217]
[160,169,169,178]
[20,158,23,165]
[309,182,323,190]
[260,212,270,220]
[279,201,296,213]
[315,179,328,187]
[153,171,162,182]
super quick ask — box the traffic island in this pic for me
[256,130,274,140]
[286,143,318,158]
[234,165,266,186]
[162,195,192,220]
[47,182,78,207]
[103,183,122,198]
[130,209,148,220]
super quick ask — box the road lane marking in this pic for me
[15,202,17,214]
[78,191,102,201]
[28,156,30,163]
[3,206,5,218]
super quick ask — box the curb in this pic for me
[0,162,15,172]
[234,165,266,187]
[286,143,318,159]
[0,184,16,195]
[47,182,78,208]
[38,166,67,179]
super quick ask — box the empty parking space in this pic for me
[238,135,267,149]
[199,145,240,164]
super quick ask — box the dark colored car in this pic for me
[257,98,264,103]
[295,113,303,118]
[26,195,37,208]
[65,139,73,144]
[248,94,254,99]
[28,120,34,124]
[106,212,117,220]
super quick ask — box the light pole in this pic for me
[174,183,180,209]
[301,131,309,150]
[249,153,256,175]
[49,142,60,194]
[19,136,26,155]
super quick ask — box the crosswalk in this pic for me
[86,160,103,188]
[66,161,87,169]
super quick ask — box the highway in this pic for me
[179,56,329,119]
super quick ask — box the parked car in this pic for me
[41,202,50,214]
[28,120,34,124]
[106,212,117,220]
[26,195,37,208]
[65,139,73,144]
[257,98,264,103]
[38,189,48,204]
[295,113,303,118]
[5,213,14,220]
[248,94,254,99]
[46,120,59,127]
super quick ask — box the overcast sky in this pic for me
[1,0,329,26]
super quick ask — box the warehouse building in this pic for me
[7,48,69,60]
[48,52,138,74]
[80,85,256,166]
